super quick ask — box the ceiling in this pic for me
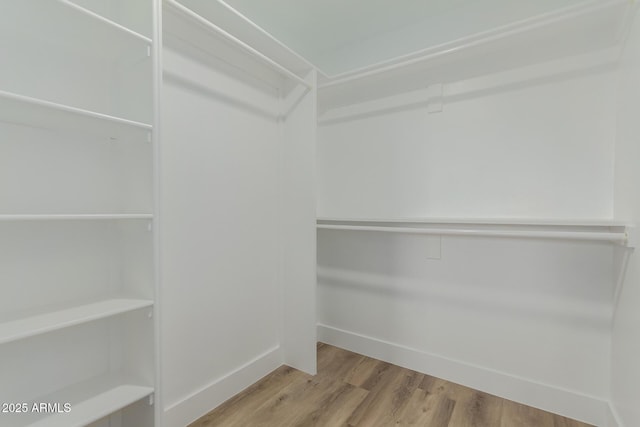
[222,0,596,77]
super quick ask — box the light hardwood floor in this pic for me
[189,343,594,427]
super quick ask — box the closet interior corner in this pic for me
[2,0,640,426]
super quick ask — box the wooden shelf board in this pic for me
[317,0,629,110]
[59,0,151,44]
[317,217,630,244]
[185,0,313,76]
[0,214,153,222]
[3,375,153,427]
[164,0,311,90]
[0,1,150,61]
[27,384,153,427]
[0,298,154,345]
[0,90,152,141]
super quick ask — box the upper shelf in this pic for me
[183,0,313,76]
[0,90,152,141]
[318,0,632,109]
[64,0,153,40]
[0,1,151,62]
[163,0,312,91]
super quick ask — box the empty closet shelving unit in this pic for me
[0,1,158,426]
[3,0,640,426]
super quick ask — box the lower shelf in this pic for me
[2,375,153,427]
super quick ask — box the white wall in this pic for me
[318,232,612,423]
[318,66,615,219]
[159,21,317,422]
[611,6,640,427]
[160,45,283,426]
[317,59,617,425]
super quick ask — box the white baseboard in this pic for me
[162,345,282,427]
[318,324,609,427]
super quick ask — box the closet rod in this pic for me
[317,224,628,243]
[165,0,312,90]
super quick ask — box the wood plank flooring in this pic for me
[189,343,594,427]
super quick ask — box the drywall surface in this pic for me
[612,6,640,427]
[160,46,282,425]
[317,232,612,423]
[317,57,617,425]
[317,66,616,219]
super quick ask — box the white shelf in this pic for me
[0,214,154,222]
[27,385,153,427]
[59,0,152,44]
[317,217,629,227]
[317,218,630,244]
[0,1,157,426]
[164,0,311,90]
[0,90,152,141]
[0,298,154,345]
[318,0,630,109]
[184,0,313,76]
[0,1,151,61]
[3,375,153,427]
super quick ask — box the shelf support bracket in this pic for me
[625,226,637,249]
